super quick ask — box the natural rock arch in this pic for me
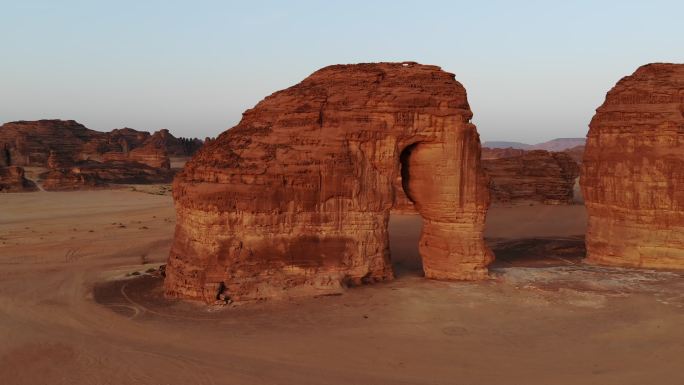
[581,63,684,269]
[165,62,492,302]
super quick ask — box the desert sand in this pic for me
[1,190,682,384]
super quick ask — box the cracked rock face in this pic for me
[581,63,684,269]
[165,62,492,303]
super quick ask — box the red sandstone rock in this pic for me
[0,120,203,170]
[0,166,38,193]
[165,62,492,303]
[563,145,585,163]
[581,63,684,269]
[483,150,580,205]
[145,129,204,157]
[0,120,205,190]
[41,160,174,191]
[0,120,96,166]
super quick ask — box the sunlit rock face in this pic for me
[581,63,684,269]
[165,62,492,303]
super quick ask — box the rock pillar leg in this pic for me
[405,126,492,280]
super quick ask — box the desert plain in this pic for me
[1,188,682,385]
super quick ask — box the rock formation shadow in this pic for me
[488,236,586,268]
[388,214,424,278]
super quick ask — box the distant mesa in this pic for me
[581,63,684,269]
[482,141,531,150]
[483,137,586,152]
[0,119,204,190]
[394,147,581,210]
[165,62,493,303]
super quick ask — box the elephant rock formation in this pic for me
[165,62,492,302]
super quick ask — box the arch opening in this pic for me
[389,143,424,278]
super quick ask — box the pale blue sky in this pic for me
[1,0,682,142]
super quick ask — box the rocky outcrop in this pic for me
[581,63,684,269]
[0,166,38,192]
[483,150,580,205]
[0,120,96,166]
[145,129,204,157]
[0,119,204,190]
[0,119,202,169]
[393,147,580,210]
[165,62,492,303]
[41,160,174,191]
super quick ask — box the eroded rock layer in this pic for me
[165,62,492,302]
[581,63,684,269]
[0,166,38,193]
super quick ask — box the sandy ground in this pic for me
[0,191,682,385]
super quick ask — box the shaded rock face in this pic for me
[581,63,684,269]
[165,62,492,303]
[0,166,38,193]
[483,150,580,205]
[394,148,580,209]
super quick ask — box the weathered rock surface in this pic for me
[165,62,492,303]
[0,120,96,166]
[581,63,684,269]
[0,166,38,193]
[483,150,580,205]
